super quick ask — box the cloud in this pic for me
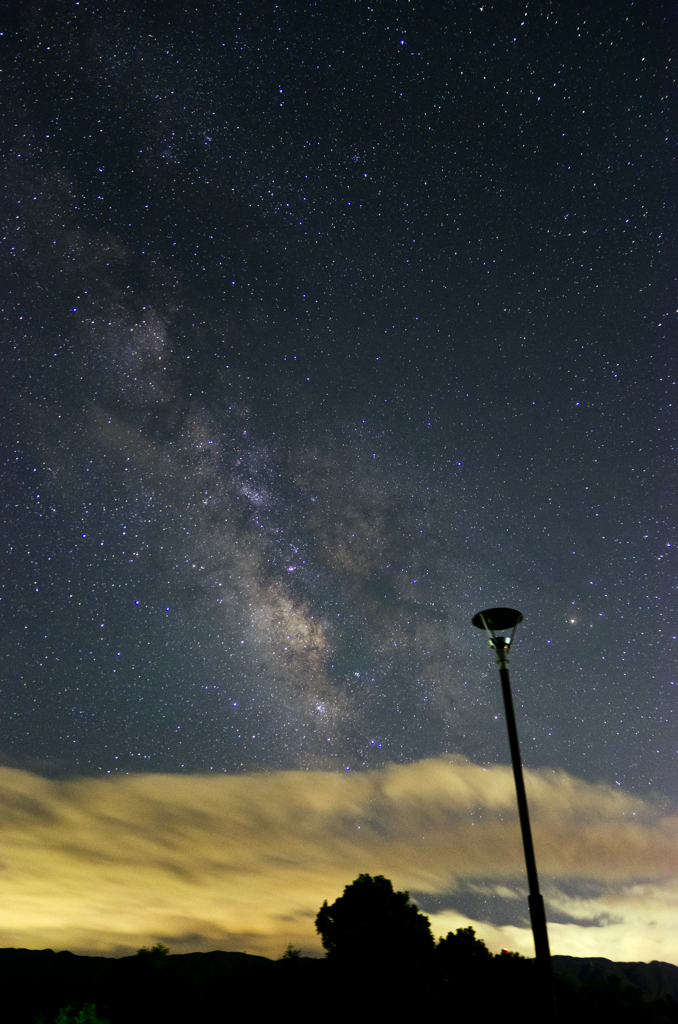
[0,758,676,962]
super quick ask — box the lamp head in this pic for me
[471,608,523,631]
[472,608,523,667]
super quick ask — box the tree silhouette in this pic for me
[436,926,492,975]
[315,873,434,971]
[278,944,302,960]
[135,943,170,970]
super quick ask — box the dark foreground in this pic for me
[2,947,678,1023]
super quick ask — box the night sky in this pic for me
[0,0,674,958]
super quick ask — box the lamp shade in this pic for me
[472,607,523,631]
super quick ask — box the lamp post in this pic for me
[472,607,557,1019]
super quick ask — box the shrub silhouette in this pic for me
[36,1006,109,1024]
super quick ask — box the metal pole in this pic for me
[493,640,557,1017]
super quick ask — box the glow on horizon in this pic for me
[0,757,677,964]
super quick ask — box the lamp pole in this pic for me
[472,608,557,1019]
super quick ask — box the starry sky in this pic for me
[0,0,674,960]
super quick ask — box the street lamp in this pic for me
[472,607,557,1018]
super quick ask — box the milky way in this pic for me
[1,0,673,798]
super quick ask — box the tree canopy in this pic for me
[315,873,434,969]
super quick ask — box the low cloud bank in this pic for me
[0,758,676,962]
